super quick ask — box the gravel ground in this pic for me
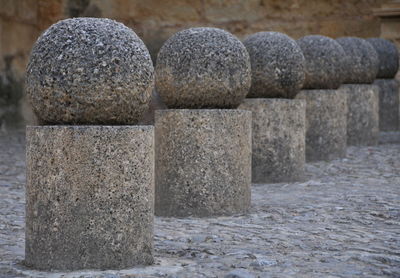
[0,130,399,278]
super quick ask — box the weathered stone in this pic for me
[336,37,379,84]
[25,126,154,270]
[155,27,251,109]
[239,99,306,183]
[374,79,400,131]
[155,109,251,217]
[296,35,346,89]
[296,89,347,162]
[26,18,154,125]
[366,38,399,79]
[242,32,305,98]
[340,84,380,146]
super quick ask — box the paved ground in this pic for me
[0,130,399,278]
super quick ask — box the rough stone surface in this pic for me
[239,99,306,183]
[1,130,400,277]
[26,17,154,125]
[367,38,399,79]
[336,37,379,84]
[341,84,380,146]
[296,89,347,162]
[242,32,305,98]
[155,27,251,109]
[297,35,346,89]
[374,79,400,131]
[25,126,154,271]
[155,109,251,217]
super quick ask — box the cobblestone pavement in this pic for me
[0,130,399,278]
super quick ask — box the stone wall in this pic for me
[0,0,391,127]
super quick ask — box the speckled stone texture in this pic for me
[296,90,347,162]
[155,110,251,217]
[336,37,379,84]
[374,79,400,131]
[297,35,346,89]
[26,18,154,125]
[341,84,380,146]
[25,126,154,271]
[155,28,251,109]
[367,38,399,79]
[239,99,306,183]
[243,32,305,98]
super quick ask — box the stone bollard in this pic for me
[240,32,306,183]
[154,27,252,217]
[374,79,399,131]
[25,18,155,270]
[155,110,251,217]
[296,35,347,161]
[26,126,154,270]
[340,85,379,146]
[368,38,400,131]
[239,99,305,183]
[335,37,380,146]
[296,90,347,161]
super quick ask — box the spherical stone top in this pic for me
[367,38,399,78]
[297,35,346,89]
[243,32,305,98]
[155,27,251,109]
[336,37,379,84]
[26,17,154,124]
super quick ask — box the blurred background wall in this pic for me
[0,0,397,128]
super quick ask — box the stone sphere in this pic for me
[26,18,154,124]
[155,27,251,109]
[336,37,379,84]
[243,32,305,98]
[297,35,346,89]
[367,38,399,78]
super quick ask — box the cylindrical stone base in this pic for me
[239,99,306,183]
[374,79,399,131]
[296,89,347,162]
[25,126,154,271]
[155,109,251,217]
[340,84,380,146]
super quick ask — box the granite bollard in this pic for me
[26,126,154,270]
[25,18,155,270]
[296,90,347,161]
[239,32,306,183]
[239,99,305,183]
[155,110,251,217]
[334,37,380,145]
[368,38,399,131]
[374,79,399,131]
[155,27,252,217]
[296,35,347,161]
[341,84,380,145]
